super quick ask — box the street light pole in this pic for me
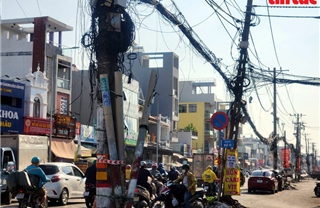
[48,54,56,162]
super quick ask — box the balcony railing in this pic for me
[57,78,70,90]
[205,112,213,119]
[204,130,214,135]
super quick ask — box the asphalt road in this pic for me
[233,177,320,208]
[2,178,320,208]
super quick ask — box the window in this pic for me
[179,104,187,113]
[33,97,40,117]
[60,97,68,115]
[62,166,73,176]
[72,166,83,177]
[189,104,197,113]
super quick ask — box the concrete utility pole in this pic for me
[92,1,131,207]
[126,70,158,208]
[291,113,303,180]
[273,67,278,170]
[220,0,253,198]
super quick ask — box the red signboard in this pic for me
[24,117,51,135]
[281,148,290,168]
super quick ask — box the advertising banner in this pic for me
[24,117,51,135]
[224,168,241,195]
[0,79,25,133]
[281,148,290,168]
[226,149,238,168]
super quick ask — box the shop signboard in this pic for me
[0,79,25,133]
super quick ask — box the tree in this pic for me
[184,123,198,134]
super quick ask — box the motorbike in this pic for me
[16,186,48,208]
[314,181,320,197]
[133,185,151,208]
[203,181,216,197]
[150,181,205,208]
[84,183,96,208]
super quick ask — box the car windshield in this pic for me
[40,165,59,175]
[251,171,270,177]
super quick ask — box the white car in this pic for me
[39,162,86,205]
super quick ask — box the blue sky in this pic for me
[2,0,319,154]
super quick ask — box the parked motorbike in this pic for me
[16,186,48,208]
[150,181,205,208]
[314,181,320,197]
[84,183,96,208]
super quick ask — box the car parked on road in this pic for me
[39,162,86,205]
[271,169,285,191]
[248,170,278,194]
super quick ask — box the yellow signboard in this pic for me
[223,148,240,195]
[224,168,240,195]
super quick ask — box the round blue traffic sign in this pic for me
[210,112,229,130]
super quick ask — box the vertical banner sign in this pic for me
[224,168,240,195]
[224,149,240,195]
[226,149,238,168]
[100,76,111,107]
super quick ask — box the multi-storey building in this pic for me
[178,79,217,154]
[1,16,78,162]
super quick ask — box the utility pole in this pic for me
[291,113,303,181]
[312,143,316,171]
[272,67,278,170]
[304,133,309,173]
[220,0,253,198]
[126,70,158,208]
[89,1,133,207]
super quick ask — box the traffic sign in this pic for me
[221,139,234,148]
[210,111,229,130]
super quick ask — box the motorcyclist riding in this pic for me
[137,161,154,196]
[85,160,97,185]
[173,164,196,208]
[168,165,180,181]
[150,162,164,195]
[157,163,167,177]
[202,165,218,195]
[24,156,50,208]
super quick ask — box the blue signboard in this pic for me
[0,79,25,133]
[221,139,234,149]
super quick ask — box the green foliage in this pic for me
[184,123,198,133]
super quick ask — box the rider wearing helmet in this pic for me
[202,165,218,195]
[173,164,196,208]
[137,161,154,196]
[24,156,50,208]
[150,163,163,180]
[168,165,180,181]
[157,163,167,177]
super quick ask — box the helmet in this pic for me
[152,162,158,168]
[92,160,96,165]
[170,165,175,170]
[182,164,190,170]
[126,164,131,169]
[206,165,212,170]
[31,156,40,164]
[140,161,147,167]
[158,163,163,168]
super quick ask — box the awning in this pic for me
[173,153,184,159]
[166,161,183,167]
[51,138,77,160]
[80,145,92,157]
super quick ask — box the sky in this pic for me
[1,0,320,155]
